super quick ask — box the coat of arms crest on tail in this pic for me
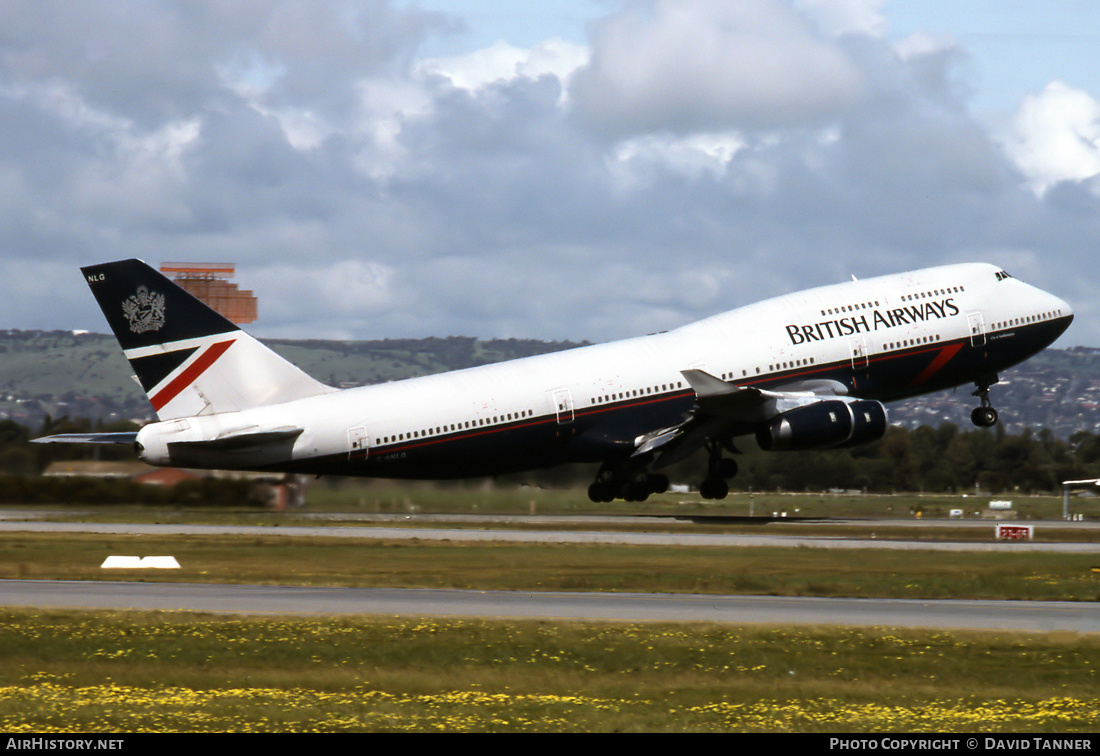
[122,286,166,333]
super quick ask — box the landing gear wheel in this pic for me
[699,440,736,499]
[716,457,738,479]
[588,464,668,503]
[647,473,670,495]
[622,476,651,502]
[587,482,615,503]
[970,378,1000,428]
[699,477,729,500]
[971,406,998,428]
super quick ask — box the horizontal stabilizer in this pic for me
[33,432,139,445]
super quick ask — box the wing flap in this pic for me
[680,369,778,422]
[638,370,850,468]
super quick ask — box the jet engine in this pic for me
[756,399,887,452]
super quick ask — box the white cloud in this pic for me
[417,38,588,97]
[252,259,399,336]
[350,76,436,179]
[795,0,887,38]
[893,30,956,62]
[609,132,748,189]
[0,79,202,228]
[571,0,867,136]
[999,81,1100,195]
[217,51,288,101]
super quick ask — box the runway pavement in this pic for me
[0,579,1097,633]
[0,518,1098,551]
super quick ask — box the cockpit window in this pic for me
[995,270,1013,281]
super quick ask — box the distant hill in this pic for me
[2,329,1097,438]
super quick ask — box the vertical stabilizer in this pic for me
[82,259,333,420]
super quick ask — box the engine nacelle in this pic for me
[756,399,887,452]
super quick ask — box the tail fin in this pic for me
[82,259,334,420]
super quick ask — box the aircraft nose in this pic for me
[1048,291,1074,336]
[1053,291,1073,320]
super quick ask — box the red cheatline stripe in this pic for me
[911,342,964,386]
[151,339,236,411]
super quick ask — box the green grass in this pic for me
[306,483,1099,522]
[23,483,1100,529]
[0,609,1096,732]
[1,532,1098,601]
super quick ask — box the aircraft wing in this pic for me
[635,369,848,468]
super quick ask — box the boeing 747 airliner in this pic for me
[37,260,1073,502]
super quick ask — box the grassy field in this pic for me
[305,483,1094,521]
[26,482,1100,530]
[1,531,1099,601]
[0,609,1097,733]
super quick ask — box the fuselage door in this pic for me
[348,426,369,460]
[967,312,986,347]
[849,335,869,369]
[552,389,574,425]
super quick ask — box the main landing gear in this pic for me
[698,440,737,500]
[970,377,999,428]
[588,440,741,503]
[587,463,669,503]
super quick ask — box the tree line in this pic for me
[718,423,1097,494]
[4,416,1100,495]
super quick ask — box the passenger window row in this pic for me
[900,285,963,302]
[764,357,816,373]
[992,310,1066,331]
[884,334,942,351]
[591,382,685,405]
[380,409,535,445]
[820,301,879,317]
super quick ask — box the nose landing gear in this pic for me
[970,377,999,428]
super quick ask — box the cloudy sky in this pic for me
[3,1,1100,347]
